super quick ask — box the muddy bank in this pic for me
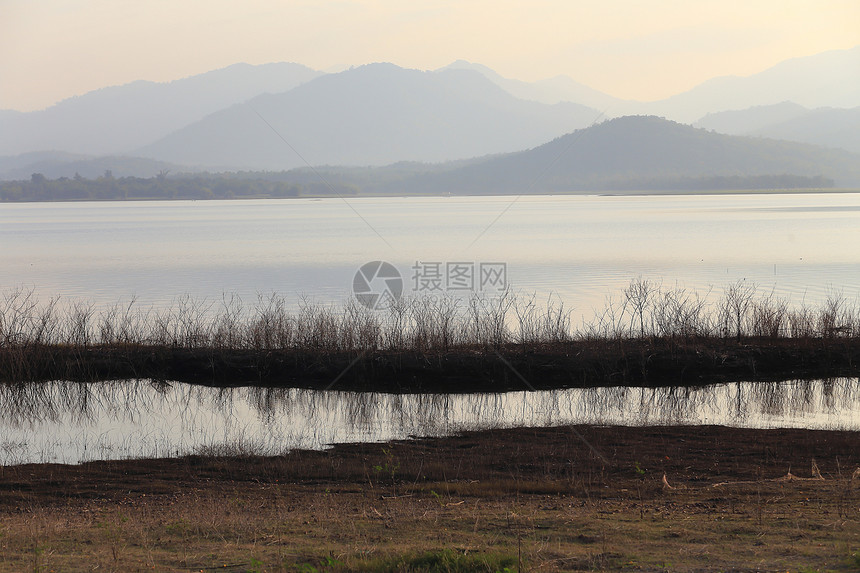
[2,424,858,507]
[1,425,858,571]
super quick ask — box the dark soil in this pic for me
[1,425,859,572]
[2,425,858,508]
[3,336,860,392]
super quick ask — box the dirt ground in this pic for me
[0,425,858,572]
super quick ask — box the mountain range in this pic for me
[136,63,599,171]
[438,46,860,123]
[0,46,858,184]
[621,46,860,123]
[0,62,321,157]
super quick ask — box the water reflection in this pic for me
[1,378,858,465]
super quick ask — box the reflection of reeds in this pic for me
[1,281,859,388]
[4,377,857,465]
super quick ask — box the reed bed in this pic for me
[1,280,859,388]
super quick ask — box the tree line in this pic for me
[0,170,837,202]
[0,172,359,202]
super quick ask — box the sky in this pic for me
[1,0,858,112]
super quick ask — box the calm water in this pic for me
[2,193,860,464]
[1,193,859,318]
[2,378,858,465]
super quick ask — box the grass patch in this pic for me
[355,549,518,572]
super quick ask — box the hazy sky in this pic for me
[1,0,858,111]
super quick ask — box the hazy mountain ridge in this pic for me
[368,116,860,194]
[0,62,322,156]
[750,107,860,154]
[696,103,860,154]
[437,50,860,156]
[438,47,860,125]
[0,151,88,173]
[624,46,860,123]
[439,60,625,110]
[0,152,195,181]
[695,102,810,134]
[136,63,601,171]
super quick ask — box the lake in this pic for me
[2,192,860,464]
[1,193,859,319]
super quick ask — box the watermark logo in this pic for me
[353,261,404,310]
[412,261,507,293]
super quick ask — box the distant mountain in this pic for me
[0,62,322,156]
[749,107,860,154]
[0,151,88,176]
[630,46,860,122]
[695,102,810,134]
[696,103,860,154]
[439,60,624,110]
[373,116,860,194]
[137,63,600,171]
[0,151,195,180]
[6,47,857,163]
[440,47,860,123]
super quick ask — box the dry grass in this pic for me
[2,280,858,353]
[6,484,856,572]
[1,282,859,389]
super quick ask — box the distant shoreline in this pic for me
[1,187,858,204]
